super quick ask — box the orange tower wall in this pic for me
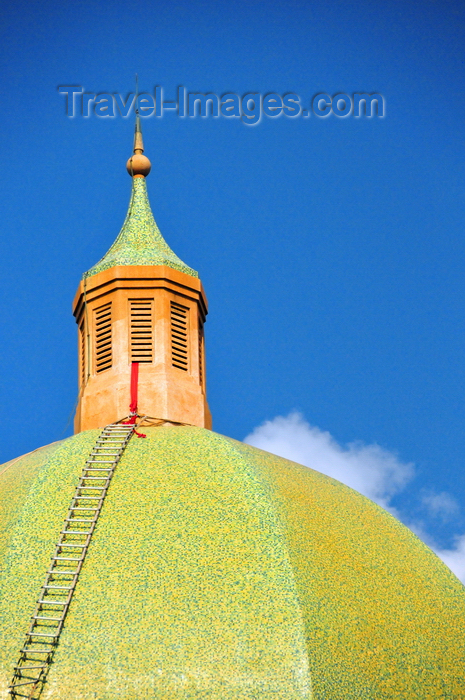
[73,265,211,432]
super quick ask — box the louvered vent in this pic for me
[80,322,86,386]
[130,299,154,362]
[171,301,189,371]
[198,320,204,388]
[94,302,112,373]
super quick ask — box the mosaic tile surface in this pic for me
[1,427,464,699]
[85,177,198,279]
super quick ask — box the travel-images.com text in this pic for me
[58,86,385,124]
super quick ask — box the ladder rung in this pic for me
[95,447,123,450]
[99,432,128,435]
[77,486,106,490]
[20,648,53,653]
[9,680,39,687]
[89,456,119,460]
[27,632,58,638]
[81,479,110,484]
[84,465,112,469]
[80,476,110,481]
[73,496,102,500]
[83,469,112,473]
[33,616,63,621]
[14,665,46,670]
[61,526,92,532]
[43,585,73,590]
[56,543,86,548]
[47,570,78,575]
[37,599,68,605]
[101,434,130,437]
[102,426,132,435]
[38,595,68,601]
[50,564,80,569]
[70,507,99,511]
[94,441,124,444]
[84,464,113,468]
[65,518,95,523]
[96,440,124,443]
[52,556,83,561]
[78,467,114,474]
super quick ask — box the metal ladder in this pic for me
[8,422,135,699]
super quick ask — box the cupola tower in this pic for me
[73,118,211,431]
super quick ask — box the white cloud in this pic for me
[244,412,465,584]
[244,411,413,510]
[434,535,465,584]
[421,490,460,521]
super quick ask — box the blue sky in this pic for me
[1,0,464,579]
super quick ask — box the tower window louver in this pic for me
[94,302,112,373]
[130,299,153,362]
[171,301,189,371]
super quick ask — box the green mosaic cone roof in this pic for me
[1,426,465,699]
[85,177,198,279]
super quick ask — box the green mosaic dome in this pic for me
[1,426,464,699]
[85,177,198,279]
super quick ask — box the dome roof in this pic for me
[1,426,464,699]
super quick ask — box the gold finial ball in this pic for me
[126,153,151,177]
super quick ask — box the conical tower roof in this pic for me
[85,121,197,279]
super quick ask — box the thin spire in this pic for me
[133,113,144,154]
[133,74,144,154]
[126,76,151,177]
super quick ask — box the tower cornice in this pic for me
[73,265,208,322]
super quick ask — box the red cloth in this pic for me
[129,362,139,415]
[122,362,146,435]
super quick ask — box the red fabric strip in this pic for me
[122,362,145,434]
[129,362,139,415]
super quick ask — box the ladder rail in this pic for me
[8,422,134,699]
